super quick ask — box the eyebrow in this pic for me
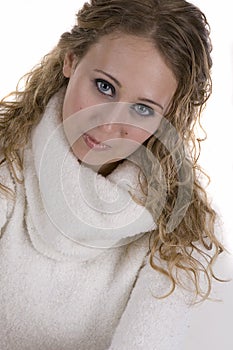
[94,69,164,111]
[138,98,164,111]
[94,69,122,88]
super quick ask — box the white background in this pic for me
[0,1,233,349]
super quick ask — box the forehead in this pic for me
[82,34,166,68]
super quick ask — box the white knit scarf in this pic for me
[23,90,156,262]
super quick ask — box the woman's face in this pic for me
[62,33,177,173]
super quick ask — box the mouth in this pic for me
[83,133,112,151]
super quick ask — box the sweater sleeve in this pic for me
[0,161,15,233]
[107,259,192,350]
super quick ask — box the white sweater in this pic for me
[0,92,192,350]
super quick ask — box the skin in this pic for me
[62,33,177,175]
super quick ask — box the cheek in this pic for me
[62,87,85,121]
[125,115,162,145]
[62,75,90,118]
[128,128,153,145]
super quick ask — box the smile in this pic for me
[83,133,111,151]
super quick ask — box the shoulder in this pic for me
[134,256,194,306]
[108,256,192,350]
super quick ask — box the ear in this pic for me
[63,52,76,78]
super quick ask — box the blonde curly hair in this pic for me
[0,0,225,300]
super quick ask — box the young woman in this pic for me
[0,0,226,349]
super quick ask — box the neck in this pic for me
[79,159,124,177]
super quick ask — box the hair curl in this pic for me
[0,0,226,301]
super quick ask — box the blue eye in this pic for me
[95,79,115,97]
[131,103,154,117]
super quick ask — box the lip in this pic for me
[83,133,111,151]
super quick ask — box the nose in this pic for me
[97,102,129,136]
[98,122,127,136]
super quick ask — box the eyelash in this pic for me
[130,104,154,117]
[95,78,115,97]
[94,78,154,117]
